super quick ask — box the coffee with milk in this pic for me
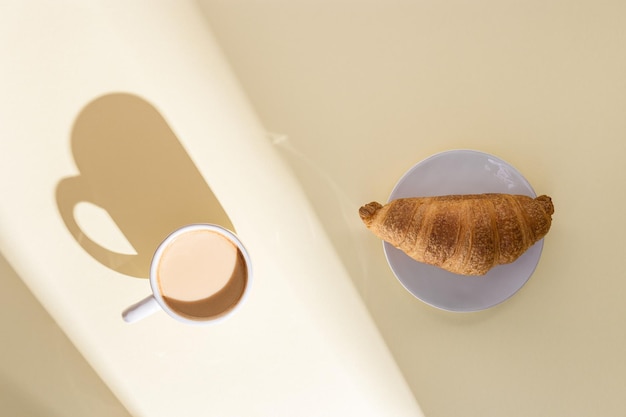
[156,229,248,320]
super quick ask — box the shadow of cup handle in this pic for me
[56,175,138,275]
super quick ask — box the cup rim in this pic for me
[149,223,252,326]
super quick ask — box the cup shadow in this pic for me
[56,93,234,278]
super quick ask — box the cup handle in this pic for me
[122,295,161,323]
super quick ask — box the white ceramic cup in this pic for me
[122,224,252,325]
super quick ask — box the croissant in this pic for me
[359,194,554,276]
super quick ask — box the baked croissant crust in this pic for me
[359,194,554,275]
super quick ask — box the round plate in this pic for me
[383,149,543,312]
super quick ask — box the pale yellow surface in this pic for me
[1,2,421,417]
[0,253,132,417]
[200,1,626,416]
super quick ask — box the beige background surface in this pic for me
[0,253,131,417]
[1,2,421,416]
[200,1,626,416]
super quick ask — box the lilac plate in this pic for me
[384,149,543,312]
